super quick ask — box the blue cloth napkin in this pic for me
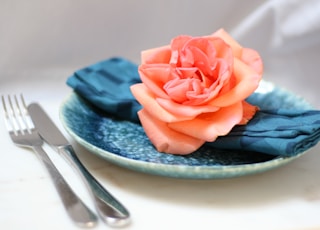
[67,57,320,157]
[206,110,320,156]
[67,57,141,122]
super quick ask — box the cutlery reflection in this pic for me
[27,103,130,227]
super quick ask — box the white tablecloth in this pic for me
[1,1,320,229]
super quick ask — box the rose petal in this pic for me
[130,83,190,122]
[176,67,199,78]
[209,58,261,107]
[141,45,171,64]
[213,30,263,75]
[181,38,218,71]
[207,37,233,64]
[163,78,194,103]
[212,28,242,58]
[170,35,193,65]
[168,102,243,142]
[156,97,219,117]
[164,59,232,106]
[239,101,259,125]
[241,48,263,75]
[139,64,173,99]
[138,109,205,155]
[182,46,213,75]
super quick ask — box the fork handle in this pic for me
[59,145,130,227]
[32,145,98,227]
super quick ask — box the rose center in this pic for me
[163,69,212,104]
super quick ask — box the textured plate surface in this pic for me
[60,81,312,179]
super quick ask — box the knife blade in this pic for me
[28,103,130,227]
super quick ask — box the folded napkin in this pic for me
[206,110,320,156]
[67,57,141,122]
[67,57,320,157]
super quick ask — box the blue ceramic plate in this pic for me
[60,81,312,179]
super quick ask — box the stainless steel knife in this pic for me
[28,103,130,227]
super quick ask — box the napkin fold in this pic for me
[206,110,320,156]
[67,57,320,157]
[67,57,141,122]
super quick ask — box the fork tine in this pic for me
[1,95,16,134]
[1,95,7,114]
[1,95,10,121]
[14,94,33,133]
[13,95,25,134]
[10,95,23,134]
[20,94,33,130]
[20,94,27,111]
[1,95,9,124]
[11,95,24,134]
[1,94,32,135]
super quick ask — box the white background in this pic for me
[1,0,320,229]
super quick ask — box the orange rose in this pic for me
[130,29,263,155]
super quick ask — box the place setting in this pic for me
[61,29,320,180]
[2,28,320,229]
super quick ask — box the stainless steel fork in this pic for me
[1,95,98,228]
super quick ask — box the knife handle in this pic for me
[33,146,98,227]
[59,145,130,227]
